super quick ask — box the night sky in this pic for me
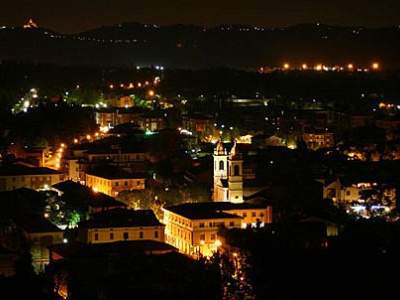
[1,0,400,33]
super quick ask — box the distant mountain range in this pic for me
[1,22,400,69]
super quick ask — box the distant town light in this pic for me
[372,62,380,70]
[302,64,308,70]
[347,63,354,70]
[283,63,290,70]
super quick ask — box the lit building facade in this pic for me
[303,131,335,149]
[0,165,63,191]
[78,209,165,244]
[86,171,145,197]
[163,202,272,256]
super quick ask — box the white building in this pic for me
[213,141,244,203]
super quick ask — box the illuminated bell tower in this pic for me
[227,142,244,203]
[213,141,228,201]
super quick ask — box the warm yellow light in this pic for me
[100,126,109,133]
[74,138,78,143]
[60,143,65,148]
[137,82,142,87]
[215,240,222,247]
[347,64,354,70]
[92,187,98,193]
[372,62,380,70]
[148,90,155,97]
[302,64,308,70]
[109,84,114,89]
[86,134,91,140]
[315,64,323,71]
[283,63,290,70]
[200,240,205,245]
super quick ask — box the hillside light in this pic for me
[372,62,380,70]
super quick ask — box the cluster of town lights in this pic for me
[108,77,160,90]
[279,62,380,72]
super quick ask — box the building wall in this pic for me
[111,96,134,108]
[138,117,166,131]
[303,133,335,149]
[27,231,64,273]
[0,174,63,191]
[96,111,140,127]
[227,207,273,227]
[80,226,164,244]
[163,210,242,257]
[87,152,146,162]
[86,174,145,197]
[65,159,80,182]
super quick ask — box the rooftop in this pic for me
[86,166,146,180]
[53,180,126,208]
[79,208,163,228]
[0,164,62,176]
[164,201,267,220]
[16,215,62,234]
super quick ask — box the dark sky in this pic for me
[1,0,400,33]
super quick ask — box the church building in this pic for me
[213,141,244,203]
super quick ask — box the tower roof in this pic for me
[229,141,242,160]
[214,140,227,155]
